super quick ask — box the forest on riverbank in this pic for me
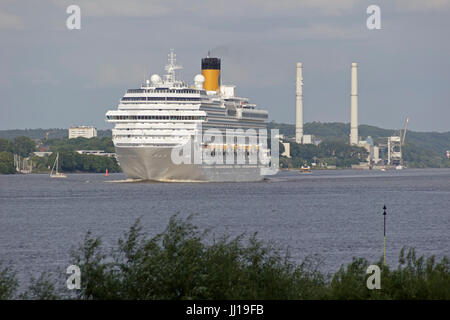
[0,136,120,174]
[2,121,450,173]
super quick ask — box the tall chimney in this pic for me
[296,62,303,144]
[350,62,358,145]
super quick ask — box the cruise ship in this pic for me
[105,50,271,182]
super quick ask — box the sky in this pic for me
[0,0,449,132]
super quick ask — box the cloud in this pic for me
[49,0,359,18]
[0,11,24,30]
[2,0,450,131]
[188,0,359,17]
[395,0,450,11]
[248,0,359,15]
[264,24,364,41]
[94,64,149,87]
[18,68,60,86]
[51,0,169,17]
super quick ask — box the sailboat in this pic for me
[50,152,67,178]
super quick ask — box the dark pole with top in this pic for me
[383,205,387,265]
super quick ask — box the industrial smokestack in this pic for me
[350,62,358,145]
[296,62,303,144]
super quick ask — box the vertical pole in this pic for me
[296,63,303,144]
[383,205,387,265]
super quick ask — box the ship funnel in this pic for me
[201,56,221,91]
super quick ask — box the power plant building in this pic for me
[302,134,316,145]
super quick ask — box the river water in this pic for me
[1,169,449,289]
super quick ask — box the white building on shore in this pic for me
[69,126,97,139]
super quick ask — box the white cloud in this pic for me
[265,24,363,41]
[18,68,60,86]
[249,0,359,15]
[184,0,360,18]
[0,11,24,30]
[50,0,359,18]
[94,64,149,87]
[395,0,450,11]
[51,0,169,17]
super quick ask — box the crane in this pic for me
[401,117,409,146]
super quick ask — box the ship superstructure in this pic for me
[106,50,269,182]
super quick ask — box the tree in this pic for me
[284,139,368,168]
[0,151,16,174]
[55,151,121,173]
[0,139,12,153]
[47,137,115,153]
[0,262,18,299]
[12,136,36,157]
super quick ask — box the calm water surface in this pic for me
[1,169,449,288]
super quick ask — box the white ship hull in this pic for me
[115,146,265,182]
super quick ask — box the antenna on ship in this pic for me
[164,48,182,85]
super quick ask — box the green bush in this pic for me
[19,273,60,300]
[48,137,115,153]
[0,151,16,174]
[0,262,18,299]
[1,216,449,300]
[69,216,315,299]
[67,216,450,300]
[11,136,36,157]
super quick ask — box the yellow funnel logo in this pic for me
[202,69,220,91]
